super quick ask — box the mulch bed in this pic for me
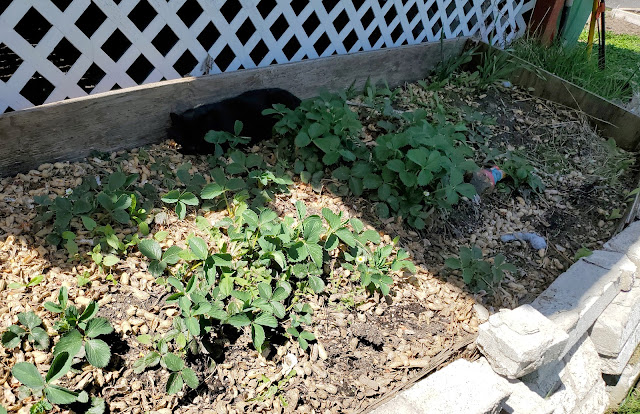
[0,75,636,413]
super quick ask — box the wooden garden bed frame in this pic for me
[1,37,639,177]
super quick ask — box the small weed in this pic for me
[45,287,114,368]
[2,311,49,351]
[445,246,517,292]
[12,353,89,414]
[8,274,44,290]
[574,246,593,261]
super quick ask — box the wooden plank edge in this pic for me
[0,38,470,177]
[468,40,640,151]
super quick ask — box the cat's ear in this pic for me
[170,112,182,125]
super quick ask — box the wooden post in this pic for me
[528,0,566,44]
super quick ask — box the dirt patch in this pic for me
[607,13,640,36]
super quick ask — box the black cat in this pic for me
[168,88,301,155]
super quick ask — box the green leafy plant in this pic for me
[12,352,88,413]
[249,369,297,404]
[2,311,49,351]
[267,91,365,188]
[204,120,251,156]
[161,190,199,220]
[574,246,593,261]
[286,303,315,350]
[8,274,44,290]
[474,46,518,89]
[445,246,517,292]
[34,170,151,249]
[45,288,114,368]
[133,334,199,394]
[607,208,623,221]
[271,93,482,228]
[138,238,183,278]
[497,152,545,193]
[88,244,119,274]
[134,201,414,397]
[175,162,207,194]
[201,168,246,215]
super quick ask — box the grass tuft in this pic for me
[508,31,640,103]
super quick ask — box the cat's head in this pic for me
[168,112,202,155]
[269,89,302,110]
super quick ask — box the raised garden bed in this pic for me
[0,42,638,414]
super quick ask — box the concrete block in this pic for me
[546,381,579,414]
[605,346,640,409]
[521,358,565,398]
[477,305,569,379]
[570,378,609,414]
[367,394,421,414]
[561,335,602,395]
[585,248,637,291]
[604,221,640,268]
[522,335,601,401]
[373,358,511,414]
[500,379,554,414]
[600,320,640,375]
[531,251,630,357]
[591,279,640,357]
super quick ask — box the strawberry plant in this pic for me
[1,311,49,351]
[45,288,114,368]
[270,92,481,229]
[445,246,518,292]
[34,170,151,249]
[12,352,88,414]
[134,201,414,396]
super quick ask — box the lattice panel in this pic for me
[0,0,537,113]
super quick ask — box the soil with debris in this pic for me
[0,76,636,413]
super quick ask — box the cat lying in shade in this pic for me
[168,88,301,155]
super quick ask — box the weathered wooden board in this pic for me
[471,41,640,151]
[0,38,468,177]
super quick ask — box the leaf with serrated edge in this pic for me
[12,362,45,389]
[254,313,278,328]
[163,353,184,372]
[166,372,184,395]
[181,367,199,389]
[138,239,162,261]
[188,237,208,261]
[85,339,111,368]
[53,330,83,359]
[78,301,98,323]
[45,385,79,404]
[85,318,113,338]
[46,352,71,383]
[252,324,266,351]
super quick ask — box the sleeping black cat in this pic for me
[168,88,301,155]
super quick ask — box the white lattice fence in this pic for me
[0,0,537,114]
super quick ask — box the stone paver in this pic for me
[477,305,568,378]
[501,378,554,414]
[531,251,631,357]
[369,359,510,414]
[600,319,640,374]
[522,335,601,406]
[604,345,640,409]
[570,378,609,414]
[591,279,640,357]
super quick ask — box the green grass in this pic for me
[612,389,640,414]
[508,30,640,103]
